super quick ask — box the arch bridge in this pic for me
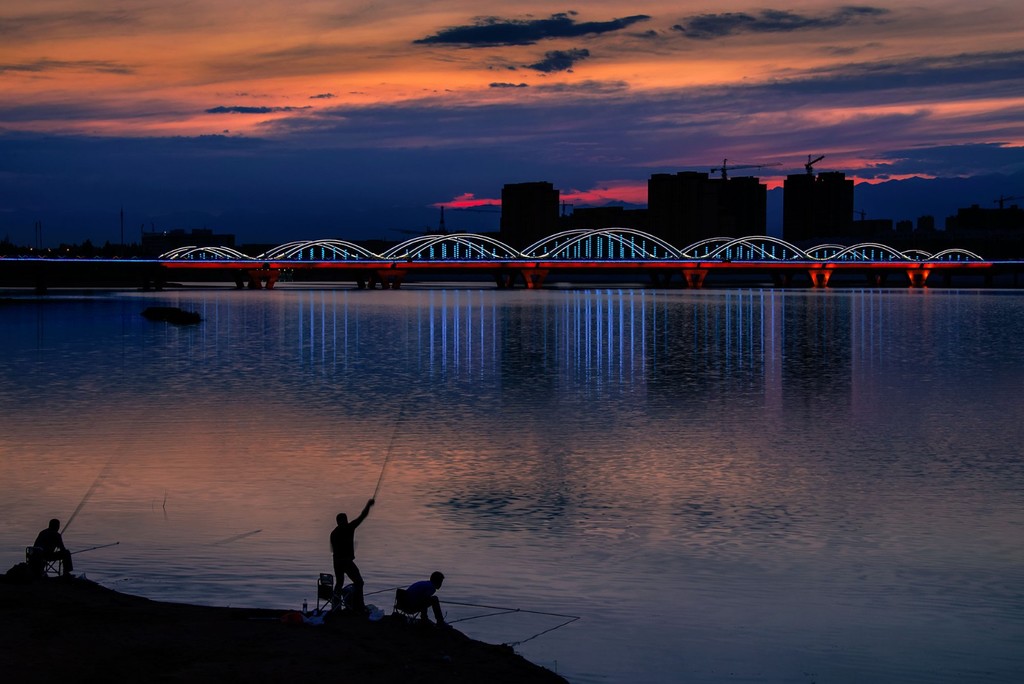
[159,229,995,290]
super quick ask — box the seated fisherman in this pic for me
[32,518,73,577]
[404,571,446,626]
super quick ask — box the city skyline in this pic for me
[2,1,1023,246]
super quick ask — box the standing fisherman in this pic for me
[330,499,374,612]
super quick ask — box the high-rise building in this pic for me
[945,203,1024,232]
[500,182,560,250]
[647,171,766,247]
[783,171,854,242]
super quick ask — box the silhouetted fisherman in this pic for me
[330,499,374,612]
[404,571,446,627]
[32,518,73,577]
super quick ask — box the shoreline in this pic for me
[0,576,567,683]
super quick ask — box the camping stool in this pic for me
[25,546,62,578]
[316,573,337,612]
[392,588,423,623]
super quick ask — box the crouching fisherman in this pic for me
[403,571,446,627]
[31,518,73,578]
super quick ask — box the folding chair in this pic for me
[316,573,338,612]
[392,588,425,623]
[25,546,62,578]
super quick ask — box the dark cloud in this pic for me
[0,58,133,75]
[310,93,336,99]
[489,82,529,88]
[205,106,313,114]
[0,10,137,40]
[4,39,1024,247]
[533,80,630,95]
[415,12,650,47]
[675,7,889,39]
[527,49,590,73]
[870,143,1024,178]
[765,50,1024,99]
[251,46,1024,167]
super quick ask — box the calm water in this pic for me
[2,286,1022,683]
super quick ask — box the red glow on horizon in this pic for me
[433,193,501,209]
[429,172,938,214]
[562,182,648,207]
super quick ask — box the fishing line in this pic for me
[212,529,262,545]
[372,400,409,501]
[447,608,521,623]
[71,541,119,555]
[441,599,581,644]
[442,599,580,621]
[62,455,117,534]
[358,589,580,644]
[509,616,581,647]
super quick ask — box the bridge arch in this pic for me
[826,243,910,262]
[160,245,252,260]
[928,248,985,262]
[901,249,933,261]
[682,236,811,261]
[380,233,520,260]
[803,244,849,260]
[260,239,379,261]
[522,228,681,259]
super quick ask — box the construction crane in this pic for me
[389,207,450,237]
[994,194,1023,209]
[805,154,825,176]
[710,158,782,181]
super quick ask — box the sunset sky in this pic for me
[2,1,1024,245]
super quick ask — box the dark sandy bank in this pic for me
[0,577,567,683]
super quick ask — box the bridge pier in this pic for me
[371,268,406,289]
[906,266,931,288]
[808,267,833,288]
[771,273,794,287]
[866,271,888,287]
[682,269,708,289]
[648,271,678,288]
[494,272,516,289]
[520,268,548,289]
[246,268,280,289]
[142,265,167,291]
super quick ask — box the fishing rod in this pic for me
[443,599,580,622]
[62,456,117,534]
[212,529,262,545]
[71,541,119,555]
[359,588,580,644]
[372,400,409,501]
[441,599,581,645]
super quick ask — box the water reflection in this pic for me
[1,287,1022,684]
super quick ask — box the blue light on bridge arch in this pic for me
[160,231,987,265]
